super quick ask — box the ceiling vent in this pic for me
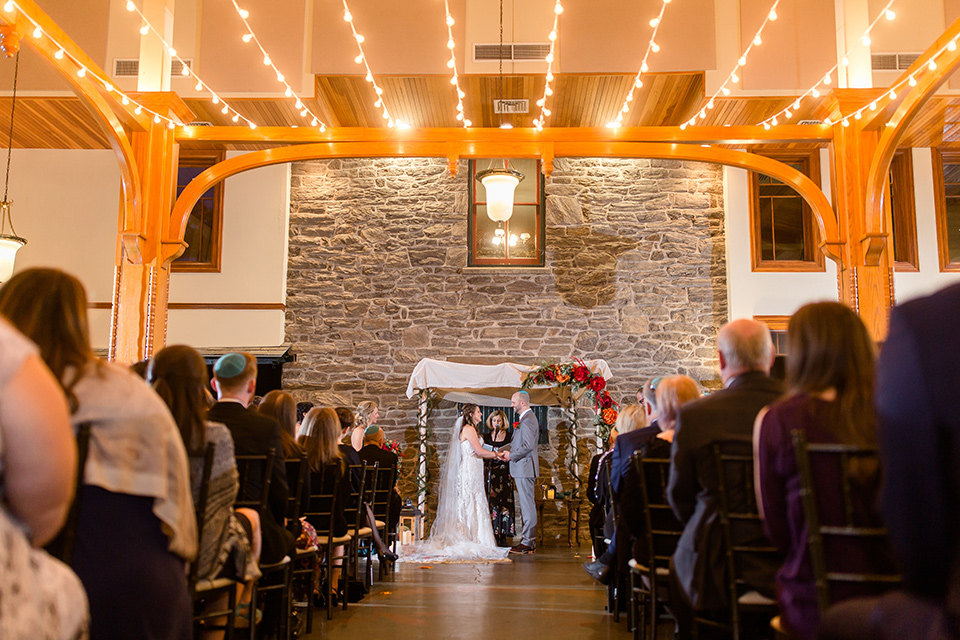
[494,99,529,114]
[473,43,551,62]
[871,52,921,71]
[112,58,194,77]
[797,119,825,125]
[185,121,213,126]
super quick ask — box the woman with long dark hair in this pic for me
[259,390,304,460]
[754,302,887,640]
[149,345,261,615]
[0,268,196,640]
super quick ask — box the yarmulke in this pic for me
[364,424,380,436]
[214,352,246,378]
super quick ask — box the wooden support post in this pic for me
[823,90,895,340]
[112,92,192,363]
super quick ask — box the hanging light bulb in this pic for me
[242,33,253,43]
[753,35,762,46]
[0,52,26,282]
[768,8,777,20]
[477,162,524,223]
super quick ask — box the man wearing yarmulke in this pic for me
[357,425,402,535]
[207,352,294,566]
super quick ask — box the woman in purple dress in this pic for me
[754,302,890,640]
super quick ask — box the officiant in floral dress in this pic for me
[483,410,516,546]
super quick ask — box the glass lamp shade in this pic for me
[477,167,524,222]
[0,234,26,282]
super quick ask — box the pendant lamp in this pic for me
[0,50,25,282]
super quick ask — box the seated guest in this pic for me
[207,353,294,566]
[0,314,87,639]
[667,319,783,639]
[582,403,650,582]
[333,406,398,562]
[358,425,402,535]
[298,407,351,596]
[649,375,701,458]
[755,302,889,640]
[642,376,662,429]
[819,284,960,640]
[351,400,379,451]
[0,268,196,640]
[296,401,314,430]
[150,345,261,613]
[587,428,618,560]
[259,390,305,460]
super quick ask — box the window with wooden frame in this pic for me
[748,151,824,272]
[933,149,960,271]
[889,150,918,272]
[467,158,545,267]
[172,150,224,272]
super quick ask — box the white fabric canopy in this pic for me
[405,358,613,407]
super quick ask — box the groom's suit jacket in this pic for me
[509,409,540,478]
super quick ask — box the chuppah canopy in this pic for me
[405,358,613,408]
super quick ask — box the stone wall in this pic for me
[284,157,727,540]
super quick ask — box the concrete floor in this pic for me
[302,545,630,639]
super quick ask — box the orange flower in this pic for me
[556,373,570,383]
[602,408,617,425]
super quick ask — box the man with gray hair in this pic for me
[666,319,783,638]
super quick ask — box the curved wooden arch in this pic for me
[0,3,143,237]
[865,15,960,239]
[171,139,842,265]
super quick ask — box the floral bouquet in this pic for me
[381,439,405,474]
[522,358,620,439]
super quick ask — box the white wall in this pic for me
[724,149,840,321]
[166,152,290,346]
[4,148,289,349]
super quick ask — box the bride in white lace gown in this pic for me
[399,404,511,563]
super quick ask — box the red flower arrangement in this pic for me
[522,358,620,438]
[381,439,405,473]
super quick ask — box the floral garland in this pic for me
[522,359,618,439]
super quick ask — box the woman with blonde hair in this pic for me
[653,375,702,449]
[483,410,515,546]
[350,400,379,451]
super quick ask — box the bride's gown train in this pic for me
[399,438,510,563]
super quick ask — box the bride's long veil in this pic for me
[427,415,463,542]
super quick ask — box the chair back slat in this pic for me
[346,464,366,532]
[791,429,901,616]
[284,456,308,524]
[369,463,396,523]
[234,449,274,513]
[712,441,780,622]
[303,461,341,537]
[631,453,684,570]
[187,442,217,592]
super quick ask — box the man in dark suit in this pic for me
[357,425,402,533]
[667,319,783,638]
[820,283,960,639]
[207,352,293,565]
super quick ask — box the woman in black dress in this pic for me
[483,410,515,546]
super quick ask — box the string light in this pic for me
[340,0,406,129]
[443,0,470,127]
[609,0,672,128]
[1,1,187,130]
[123,0,253,129]
[533,0,564,130]
[228,1,328,131]
[688,0,779,128]
[759,0,897,128]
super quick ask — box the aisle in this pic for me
[304,545,624,639]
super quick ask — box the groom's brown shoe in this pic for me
[509,543,535,554]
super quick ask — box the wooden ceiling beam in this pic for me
[176,124,832,146]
